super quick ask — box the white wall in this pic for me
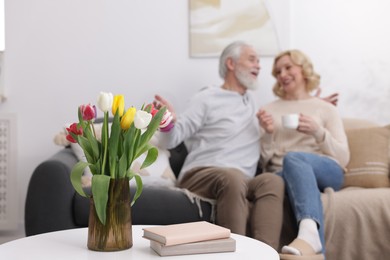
[2,0,390,231]
[291,0,390,123]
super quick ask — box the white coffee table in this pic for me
[0,225,279,260]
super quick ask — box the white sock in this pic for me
[282,218,322,255]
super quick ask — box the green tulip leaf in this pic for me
[91,175,111,225]
[100,112,110,176]
[131,173,143,206]
[84,124,100,160]
[88,161,100,175]
[140,146,158,169]
[123,124,136,168]
[70,161,90,198]
[133,129,141,154]
[109,112,121,178]
[78,135,94,162]
[118,153,127,179]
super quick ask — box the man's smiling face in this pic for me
[234,46,261,90]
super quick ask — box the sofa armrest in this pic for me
[25,148,79,236]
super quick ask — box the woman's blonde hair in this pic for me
[272,50,320,98]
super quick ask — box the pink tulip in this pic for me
[159,110,174,132]
[80,104,97,121]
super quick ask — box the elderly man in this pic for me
[154,41,284,250]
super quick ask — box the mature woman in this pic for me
[257,50,349,260]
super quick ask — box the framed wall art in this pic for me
[189,0,288,57]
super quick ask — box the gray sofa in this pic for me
[24,143,213,236]
[25,118,390,260]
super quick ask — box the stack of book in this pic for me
[142,221,236,256]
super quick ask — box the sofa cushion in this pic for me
[344,125,390,188]
[342,118,379,129]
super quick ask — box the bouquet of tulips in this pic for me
[66,92,168,225]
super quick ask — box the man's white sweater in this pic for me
[158,85,261,180]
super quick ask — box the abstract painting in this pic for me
[189,0,282,57]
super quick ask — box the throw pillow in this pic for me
[386,125,390,176]
[130,132,176,188]
[129,147,176,188]
[344,125,390,188]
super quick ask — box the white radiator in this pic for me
[0,51,5,102]
[0,114,17,230]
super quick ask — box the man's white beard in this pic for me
[235,66,260,90]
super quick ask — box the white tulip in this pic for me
[96,92,113,113]
[134,110,152,129]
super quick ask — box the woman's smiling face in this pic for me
[274,54,306,96]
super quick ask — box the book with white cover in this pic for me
[150,237,236,256]
[142,221,231,246]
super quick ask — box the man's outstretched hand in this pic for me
[153,95,177,123]
[314,88,339,106]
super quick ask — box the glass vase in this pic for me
[87,177,132,251]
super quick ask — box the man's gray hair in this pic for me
[218,41,253,79]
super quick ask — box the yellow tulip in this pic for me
[120,107,136,130]
[112,95,125,116]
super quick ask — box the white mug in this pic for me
[282,114,299,129]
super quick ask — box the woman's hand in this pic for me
[257,109,274,134]
[153,95,177,123]
[297,114,320,136]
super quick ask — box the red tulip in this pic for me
[66,123,83,143]
[145,103,158,117]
